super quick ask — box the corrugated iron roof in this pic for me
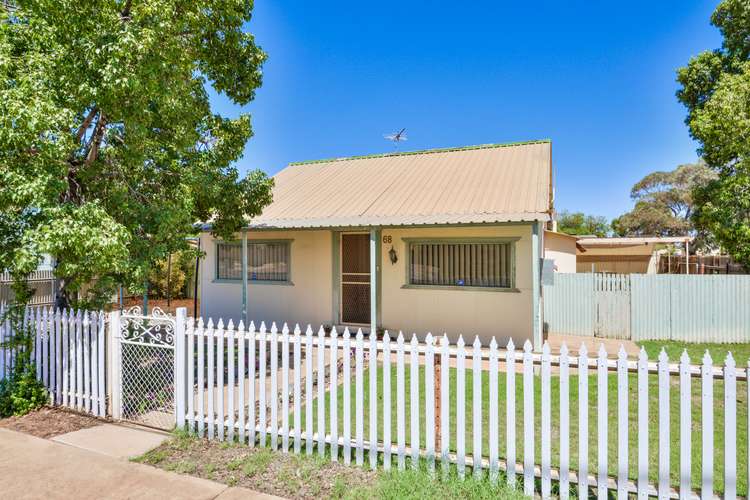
[577,236,692,247]
[248,139,553,229]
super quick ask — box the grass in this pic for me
[637,340,750,365]
[302,360,748,496]
[135,431,524,499]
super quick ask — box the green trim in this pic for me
[370,228,382,332]
[289,139,551,165]
[403,237,518,290]
[215,239,294,284]
[531,222,541,351]
[400,284,521,293]
[331,231,340,325]
[200,220,549,233]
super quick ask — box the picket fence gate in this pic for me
[175,315,748,500]
[0,305,106,417]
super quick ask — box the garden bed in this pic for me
[0,406,103,438]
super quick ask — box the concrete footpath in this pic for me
[0,428,282,500]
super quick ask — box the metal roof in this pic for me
[247,140,553,229]
[577,236,692,247]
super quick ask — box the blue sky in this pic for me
[209,1,722,220]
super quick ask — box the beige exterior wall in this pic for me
[576,244,659,274]
[381,224,533,346]
[543,231,577,273]
[199,230,333,327]
[199,223,534,346]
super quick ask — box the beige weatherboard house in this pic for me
[198,140,553,348]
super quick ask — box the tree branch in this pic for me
[84,113,107,167]
[74,107,98,143]
[121,0,132,20]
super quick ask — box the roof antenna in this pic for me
[384,128,407,150]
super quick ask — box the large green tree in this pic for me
[0,1,274,308]
[612,162,715,239]
[556,210,610,237]
[677,0,750,267]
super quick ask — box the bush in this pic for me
[0,367,48,417]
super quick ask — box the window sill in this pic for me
[400,284,520,293]
[212,279,295,286]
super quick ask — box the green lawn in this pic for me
[637,340,750,366]
[303,362,747,496]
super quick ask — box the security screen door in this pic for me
[340,233,370,325]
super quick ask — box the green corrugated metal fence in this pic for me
[544,273,750,343]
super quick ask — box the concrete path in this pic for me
[51,422,170,459]
[0,428,282,500]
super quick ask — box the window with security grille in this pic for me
[408,241,514,288]
[216,241,290,282]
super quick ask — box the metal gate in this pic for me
[593,274,631,339]
[116,307,176,429]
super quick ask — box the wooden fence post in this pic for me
[174,307,187,430]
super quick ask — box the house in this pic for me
[576,236,692,274]
[543,230,580,273]
[198,140,553,347]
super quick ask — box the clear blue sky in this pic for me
[209,0,722,221]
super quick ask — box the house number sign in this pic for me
[382,235,392,244]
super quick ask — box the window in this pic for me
[216,241,291,282]
[408,240,514,289]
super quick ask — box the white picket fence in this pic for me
[176,317,748,499]
[0,305,106,417]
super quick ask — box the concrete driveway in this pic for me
[0,428,280,500]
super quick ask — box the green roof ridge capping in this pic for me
[288,139,551,166]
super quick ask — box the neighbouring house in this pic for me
[543,230,580,273]
[576,236,692,274]
[198,140,553,347]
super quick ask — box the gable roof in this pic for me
[249,139,553,229]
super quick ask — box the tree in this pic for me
[611,162,715,239]
[676,0,750,267]
[0,1,275,309]
[556,210,610,237]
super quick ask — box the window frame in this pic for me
[402,237,519,292]
[214,238,294,285]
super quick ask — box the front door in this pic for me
[340,233,370,325]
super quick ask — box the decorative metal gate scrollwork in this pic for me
[118,306,176,429]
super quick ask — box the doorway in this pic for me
[340,233,370,325]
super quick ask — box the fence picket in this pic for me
[227,320,235,442]
[457,335,467,478]
[329,326,338,460]
[441,334,450,474]
[425,333,435,472]
[679,351,691,499]
[658,349,670,498]
[523,340,534,495]
[282,324,290,453]
[304,325,313,454]
[638,348,649,499]
[56,309,63,406]
[217,319,225,441]
[248,321,256,447]
[724,353,736,499]
[397,332,405,470]
[238,321,245,444]
[316,326,325,456]
[270,323,278,449]
[42,308,49,387]
[541,342,551,497]
[293,325,302,454]
[473,336,483,479]
[62,309,69,407]
[617,346,628,499]
[370,329,378,469]
[578,342,589,498]
[701,351,713,499]
[355,328,365,465]
[506,339,517,487]
[75,310,82,410]
[90,312,98,415]
[410,334,420,469]
[207,319,215,440]
[489,337,499,482]
[597,344,608,499]
[343,328,352,464]
[260,322,268,446]
[197,318,205,437]
[35,308,41,381]
[383,331,392,470]
[559,343,570,499]
[84,312,91,413]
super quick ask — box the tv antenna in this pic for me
[384,128,407,149]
